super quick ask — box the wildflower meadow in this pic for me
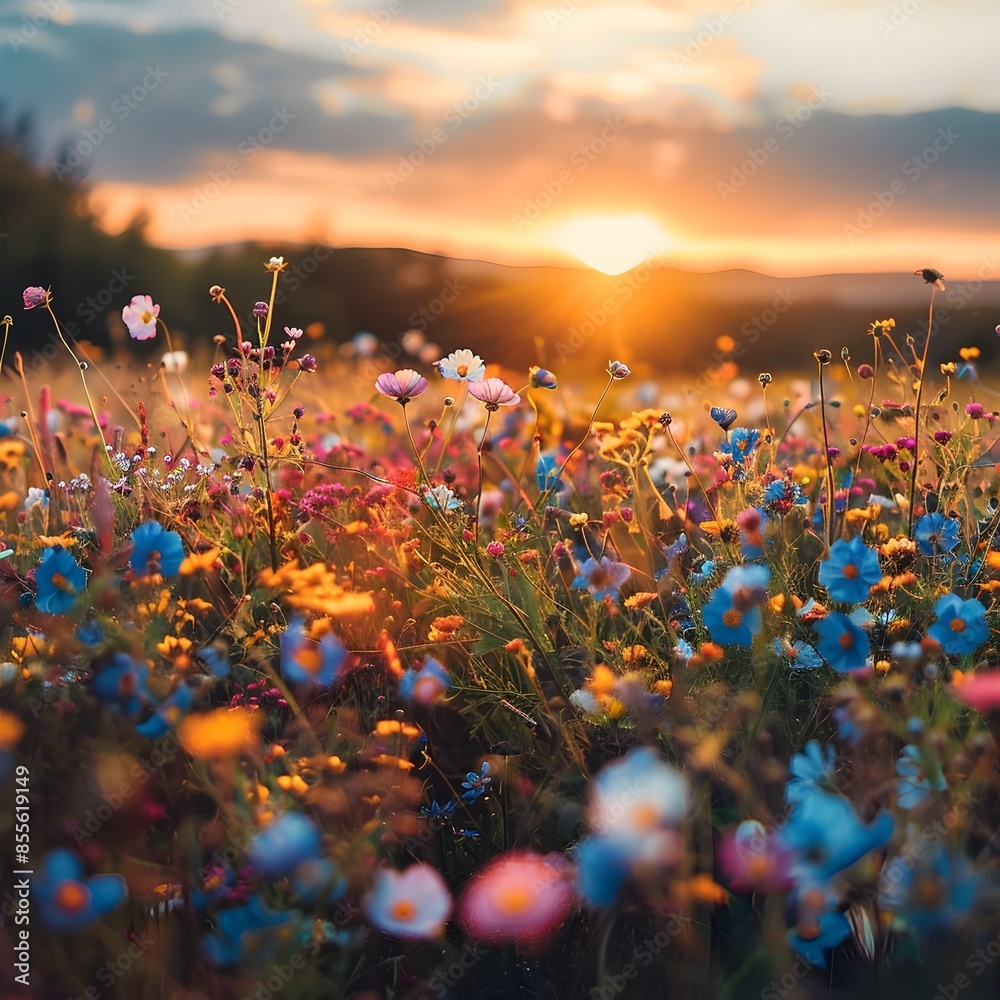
[5,261,1000,1000]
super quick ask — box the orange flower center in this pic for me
[496,885,534,915]
[390,899,416,922]
[50,572,75,593]
[631,802,660,831]
[842,564,859,579]
[722,609,743,628]
[456,364,469,377]
[950,617,966,633]
[838,632,855,649]
[54,880,90,914]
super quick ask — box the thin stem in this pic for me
[816,356,835,550]
[0,315,11,377]
[474,407,494,549]
[908,286,937,534]
[664,423,720,524]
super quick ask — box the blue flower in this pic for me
[787,909,852,970]
[400,657,451,705]
[781,791,893,882]
[199,645,231,679]
[135,683,195,739]
[293,857,347,906]
[813,612,870,672]
[130,521,185,577]
[913,513,960,556]
[773,637,823,669]
[202,896,291,966]
[248,813,323,878]
[461,761,492,802]
[420,799,457,821]
[818,535,881,604]
[35,546,86,615]
[786,742,836,803]
[896,744,947,809]
[423,484,464,512]
[689,559,715,585]
[888,849,977,933]
[536,454,566,493]
[575,836,632,906]
[573,556,632,602]
[927,594,989,655]
[281,618,347,688]
[722,427,760,463]
[701,563,770,647]
[91,653,153,716]
[34,849,128,931]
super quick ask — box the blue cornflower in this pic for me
[913,512,960,556]
[248,812,323,878]
[927,594,989,655]
[781,791,894,882]
[773,637,823,669]
[723,427,760,463]
[91,653,153,716]
[34,849,128,931]
[818,535,881,604]
[281,618,347,688]
[130,521,185,577]
[420,799,457,821]
[202,895,291,966]
[573,556,632,602]
[423,484,464,512]
[461,762,492,802]
[689,558,715,585]
[813,611,870,672]
[35,545,86,615]
[896,744,947,809]
[786,742,837,803]
[536,454,566,493]
[701,563,770,647]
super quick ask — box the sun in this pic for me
[548,214,674,275]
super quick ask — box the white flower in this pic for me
[162,351,188,374]
[265,256,285,271]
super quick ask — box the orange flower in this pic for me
[179,548,221,575]
[179,708,261,759]
[0,711,25,750]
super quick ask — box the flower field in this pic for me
[4,262,1000,999]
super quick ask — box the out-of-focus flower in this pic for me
[884,848,976,932]
[130,521,185,578]
[818,535,881,604]
[91,653,153,716]
[122,295,159,340]
[375,369,428,403]
[435,349,486,382]
[529,366,558,390]
[949,670,1000,713]
[786,887,852,970]
[814,611,870,672]
[280,618,347,688]
[248,812,323,878]
[702,563,771,647]
[399,657,452,706]
[161,350,188,374]
[179,707,261,759]
[718,820,794,893]
[294,857,347,905]
[772,637,823,670]
[202,895,291,966]
[536,454,565,493]
[459,852,574,947]
[468,377,520,409]
[927,594,988,655]
[786,742,836,803]
[588,748,688,838]
[607,360,631,380]
[573,555,632,602]
[363,864,452,940]
[34,850,127,931]
[23,286,50,310]
[896,744,947,809]
[24,486,48,511]
[135,683,195,739]
[265,256,286,271]
[35,545,86,614]
[913,513,960,556]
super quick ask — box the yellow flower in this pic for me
[179,708,261,759]
[0,711,25,750]
[179,548,221,575]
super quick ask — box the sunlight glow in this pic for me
[548,214,674,275]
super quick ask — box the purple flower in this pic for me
[573,555,632,602]
[297,354,317,373]
[375,369,429,404]
[468,377,520,410]
[253,301,269,317]
[607,360,631,380]
[22,286,49,310]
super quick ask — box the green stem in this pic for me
[908,286,937,534]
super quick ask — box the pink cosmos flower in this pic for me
[23,286,50,310]
[375,369,429,403]
[950,672,1000,714]
[363,864,452,939]
[458,852,574,948]
[122,295,160,341]
[468,377,520,410]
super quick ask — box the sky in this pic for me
[2,0,999,277]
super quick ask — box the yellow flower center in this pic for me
[722,608,743,628]
[50,572,75,593]
[950,617,966,633]
[140,310,154,324]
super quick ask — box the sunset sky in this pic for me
[3,0,999,276]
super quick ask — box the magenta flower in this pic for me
[468,377,520,410]
[121,295,160,341]
[375,369,429,404]
[23,286,49,310]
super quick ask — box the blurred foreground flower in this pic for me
[130,521,185,578]
[364,864,452,939]
[35,545,86,614]
[179,707,261,759]
[34,849,127,931]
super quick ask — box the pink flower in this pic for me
[486,541,505,557]
[375,369,428,404]
[468,377,519,410]
[363,864,452,939]
[23,286,49,310]
[458,852,574,948]
[122,295,160,341]
[950,672,1000,714]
